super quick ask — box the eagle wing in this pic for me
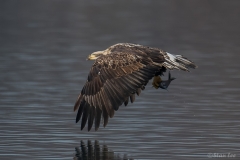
[74,50,164,131]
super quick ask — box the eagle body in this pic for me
[74,43,197,131]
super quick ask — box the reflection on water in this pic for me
[74,140,133,160]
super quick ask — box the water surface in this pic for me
[0,1,240,159]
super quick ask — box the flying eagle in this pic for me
[74,43,197,131]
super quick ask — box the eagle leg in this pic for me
[152,76,162,89]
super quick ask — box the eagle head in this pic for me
[87,50,110,60]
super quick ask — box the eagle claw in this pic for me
[152,76,162,89]
[152,72,176,90]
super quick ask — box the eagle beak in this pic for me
[87,55,95,60]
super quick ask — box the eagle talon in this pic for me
[152,72,176,90]
[152,76,162,89]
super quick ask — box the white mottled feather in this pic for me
[166,52,176,62]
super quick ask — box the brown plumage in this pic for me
[74,43,197,131]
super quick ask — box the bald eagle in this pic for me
[74,43,197,131]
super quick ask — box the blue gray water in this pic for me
[1,1,240,159]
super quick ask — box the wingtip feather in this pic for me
[74,94,82,112]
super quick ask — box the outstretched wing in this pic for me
[74,50,164,131]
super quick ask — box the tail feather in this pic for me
[175,55,197,69]
[163,52,197,71]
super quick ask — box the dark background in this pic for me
[0,0,240,159]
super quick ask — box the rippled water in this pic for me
[1,1,240,160]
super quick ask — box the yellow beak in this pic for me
[87,55,97,60]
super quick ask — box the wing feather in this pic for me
[95,107,102,131]
[136,88,141,96]
[110,80,126,101]
[115,78,132,94]
[107,80,124,106]
[88,106,95,131]
[85,83,90,95]
[115,67,127,76]
[74,94,82,112]
[103,84,119,110]
[76,99,86,123]
[100,88,115,118]
[102,106,109,127]
[124,97,129,106]
[130,94,135,103]
[81,103,90,130]
[130,72,148,84]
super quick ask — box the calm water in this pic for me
[1,1,240,160]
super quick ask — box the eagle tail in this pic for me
[163,52,197,71]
